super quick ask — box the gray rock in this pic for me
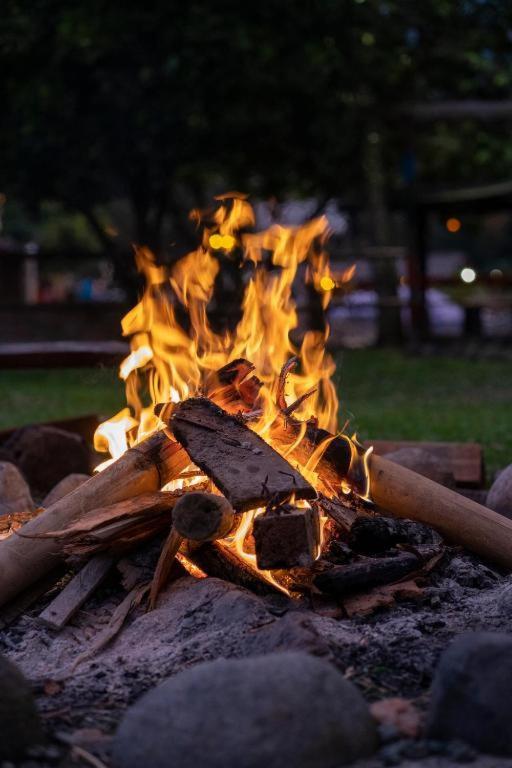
[384,448,455,488]
[0,655,43,760]
[427,632,512,754]
[487,464,512,518]
[42,473,90,506]
[4,425,91,496]
[112,652,378,768]
[0,461,35,516]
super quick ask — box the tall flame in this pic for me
[96,195,360,585]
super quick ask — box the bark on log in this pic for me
[370,454,512,570]
[172,493,236,542]
[170,398,315,510]
[349,515,443,555]
[253,504,318,570]
[0,432,188,607]
[314,552,420,595]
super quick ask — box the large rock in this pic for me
[487,464,512,518]
[427,632,512,754]
[0,461,35,515]
[112,652,378,768]
[43,472,90,506]
[4,426,91,497]
[0,655,43,760]
[384,447,455,487]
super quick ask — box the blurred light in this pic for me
[209,234,236,251]
[399,275,407,286]
[0,193,6,206]
[320,276,336,292]
[490,268,503,279]
[460,267,476,284]
[361,32,375,46]
[105,224,119,238]
[446,217,461,233]
[209,234,223,250]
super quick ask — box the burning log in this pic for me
[370,455,512,571]
[349,515,443,555]
[170,398,315,510]
[314,552,421,596]
[253,503,319,570]
[0,432,188,607]
[172,492,236,542]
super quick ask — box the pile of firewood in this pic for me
[1,357,512,633]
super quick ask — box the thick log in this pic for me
[170,398,315,510]
[253,504,318,570]
[0,432,188,607]
[172,492,236,541]
[314,552,420,596]
[38,553,114,630]
[370,454,512,570]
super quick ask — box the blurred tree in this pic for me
[1,0,512,304]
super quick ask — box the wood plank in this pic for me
[253,504,318,570]
[365,440,484,488]
[170,398,315,511]
[38,553,114,630]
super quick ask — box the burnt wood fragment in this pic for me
[314,552,420,596]
[170,398,315,511]
[173,492,236,541]
[253,504,318,570]
[349,516,443,555]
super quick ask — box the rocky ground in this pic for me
[2,430,512,767]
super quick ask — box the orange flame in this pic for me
[96,195,363,585]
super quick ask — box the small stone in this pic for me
[0,461,35,516]
[0,655,43,760]
[427,631,512,755]
[384,447,455,487]
[42,473,90,506]
[112,652,378,768]
[4,426,91,497]
[487,464,512,518]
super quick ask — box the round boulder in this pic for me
[0,461,35,516]
[487,464,512,519]
[0,655,43,760]
[42,473,90,506]
[112,652,378,768]
[427,632,512,755]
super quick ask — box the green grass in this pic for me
[1,350,511,477]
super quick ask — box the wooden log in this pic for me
[182,541,280,596]
[316,494,359,531]
[0,432,188,607]
[170,398,315,510]
[253,504,318,570]
[314,552,420,596]
[172,493,236,542]
[370,454,512,570]
[349,515,443,555]
[38,553,114,630]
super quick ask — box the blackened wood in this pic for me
[269,419,352,492]
[170,398,315,511]
[39,554,114,630]
[183,541,281,596]
[349,516,443,555]
[173,492,236,541]
[317,494,359,531]
[253,504,318,570]
[314,552,420,595]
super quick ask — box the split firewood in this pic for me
[38,553,115,630]
[316,494,360,532]
[314,551,421,596]
[0,432,188,607]
[172,492,236,541]
[348,515,443,555]
[170,398,315,510]
[149,527,184,609]
[253,503,319,570]
[343,580,425,619]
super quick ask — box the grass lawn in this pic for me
[1,350,511,479]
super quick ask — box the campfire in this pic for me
[2,193,512,624]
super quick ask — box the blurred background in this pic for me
[1,0,512,471]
